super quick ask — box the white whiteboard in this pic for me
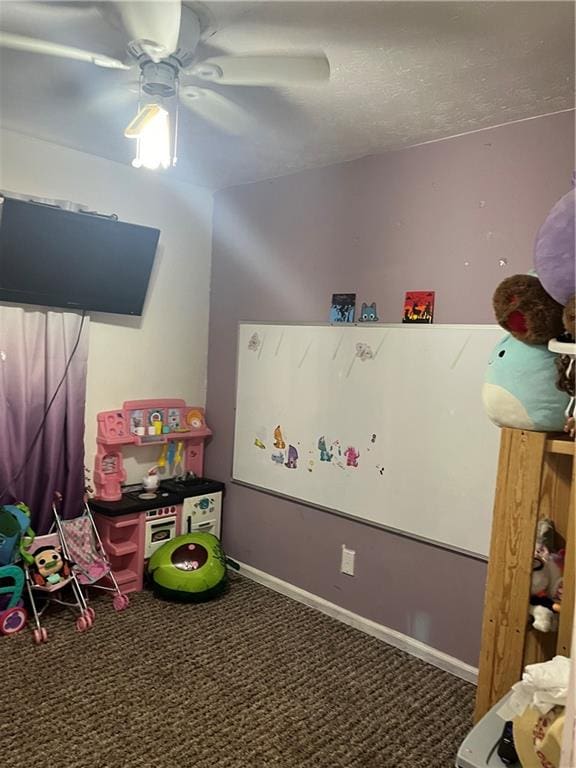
[233,323,504,558]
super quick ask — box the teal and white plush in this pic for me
[482,334,569,431]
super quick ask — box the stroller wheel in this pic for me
[86,606,96,622]
[76,615,89,633]
[113,593,130,612]
[33,627,48,644]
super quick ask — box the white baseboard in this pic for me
[233,560,478,685]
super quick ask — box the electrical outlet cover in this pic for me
[341,545,355,576]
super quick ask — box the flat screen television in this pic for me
[0,197,160,316]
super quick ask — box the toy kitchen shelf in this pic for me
[94,399,212,502]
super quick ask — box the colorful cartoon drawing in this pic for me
[317,436,333,462]
[129,409,144,433]
[402,291,435,324]
[285,445,298,469]
[330,293,356,323]
[358,302,379,322]
[254,438,266,449]
[344,446,360,467]
[274,426,286,449]
[167,408,181,431]
[185,409,203,429]
[271,452,284,465]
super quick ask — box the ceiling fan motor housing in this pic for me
[141,60,178,98]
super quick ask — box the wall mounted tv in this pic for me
[0,197,160,316]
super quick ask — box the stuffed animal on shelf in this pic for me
[482,334,570,431]
[561,296,575,341]
[529,519,563,633]
[492,274,565,345]
[534,185,575,315]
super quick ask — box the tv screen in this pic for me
[0,197,160,316]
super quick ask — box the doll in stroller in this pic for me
[21,493,129,645]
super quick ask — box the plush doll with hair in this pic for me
[529,519,563,633]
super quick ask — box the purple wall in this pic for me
[206,111,575,666]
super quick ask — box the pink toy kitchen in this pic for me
[89,399,224,594]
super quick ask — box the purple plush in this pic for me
[534,187,575,306]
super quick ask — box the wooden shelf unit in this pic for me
[474,428,575,722]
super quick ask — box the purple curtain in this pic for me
[0,306,89,532]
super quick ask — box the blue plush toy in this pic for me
[482,335,570,431]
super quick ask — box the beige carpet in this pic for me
[1,573,474,767]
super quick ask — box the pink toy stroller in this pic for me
[23,529,94,645]
[55,497,129,613]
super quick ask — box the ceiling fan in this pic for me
[0,1,330,169]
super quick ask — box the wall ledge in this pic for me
[233,560,478,685]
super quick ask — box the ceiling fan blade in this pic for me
[180,86,253,135]
[0,31,128,69]
[116,0,181,62]
[189,55,330,86]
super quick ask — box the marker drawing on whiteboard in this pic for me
[355,342,374,361]
[248,332,261,352]
[371,433,377,443]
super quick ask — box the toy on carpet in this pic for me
[529,519,563,633]
[147,532,228,602]
[0,564,28,636]
[492,274,564,345]
[0,502,34,567]
[482,334,570,431]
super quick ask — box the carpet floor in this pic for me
[1,573,474,767]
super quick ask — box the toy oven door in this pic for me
[145,518,177,558]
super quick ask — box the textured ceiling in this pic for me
[0,1,574,189]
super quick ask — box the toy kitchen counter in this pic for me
[89,477,225,594]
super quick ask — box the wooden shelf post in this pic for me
[474,428,574,722]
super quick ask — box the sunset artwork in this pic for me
[402,291,435,324]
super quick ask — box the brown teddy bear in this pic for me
[492,274,565,345]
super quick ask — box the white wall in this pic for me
[0,128,214,485]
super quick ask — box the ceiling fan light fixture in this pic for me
[125,104,172,171]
